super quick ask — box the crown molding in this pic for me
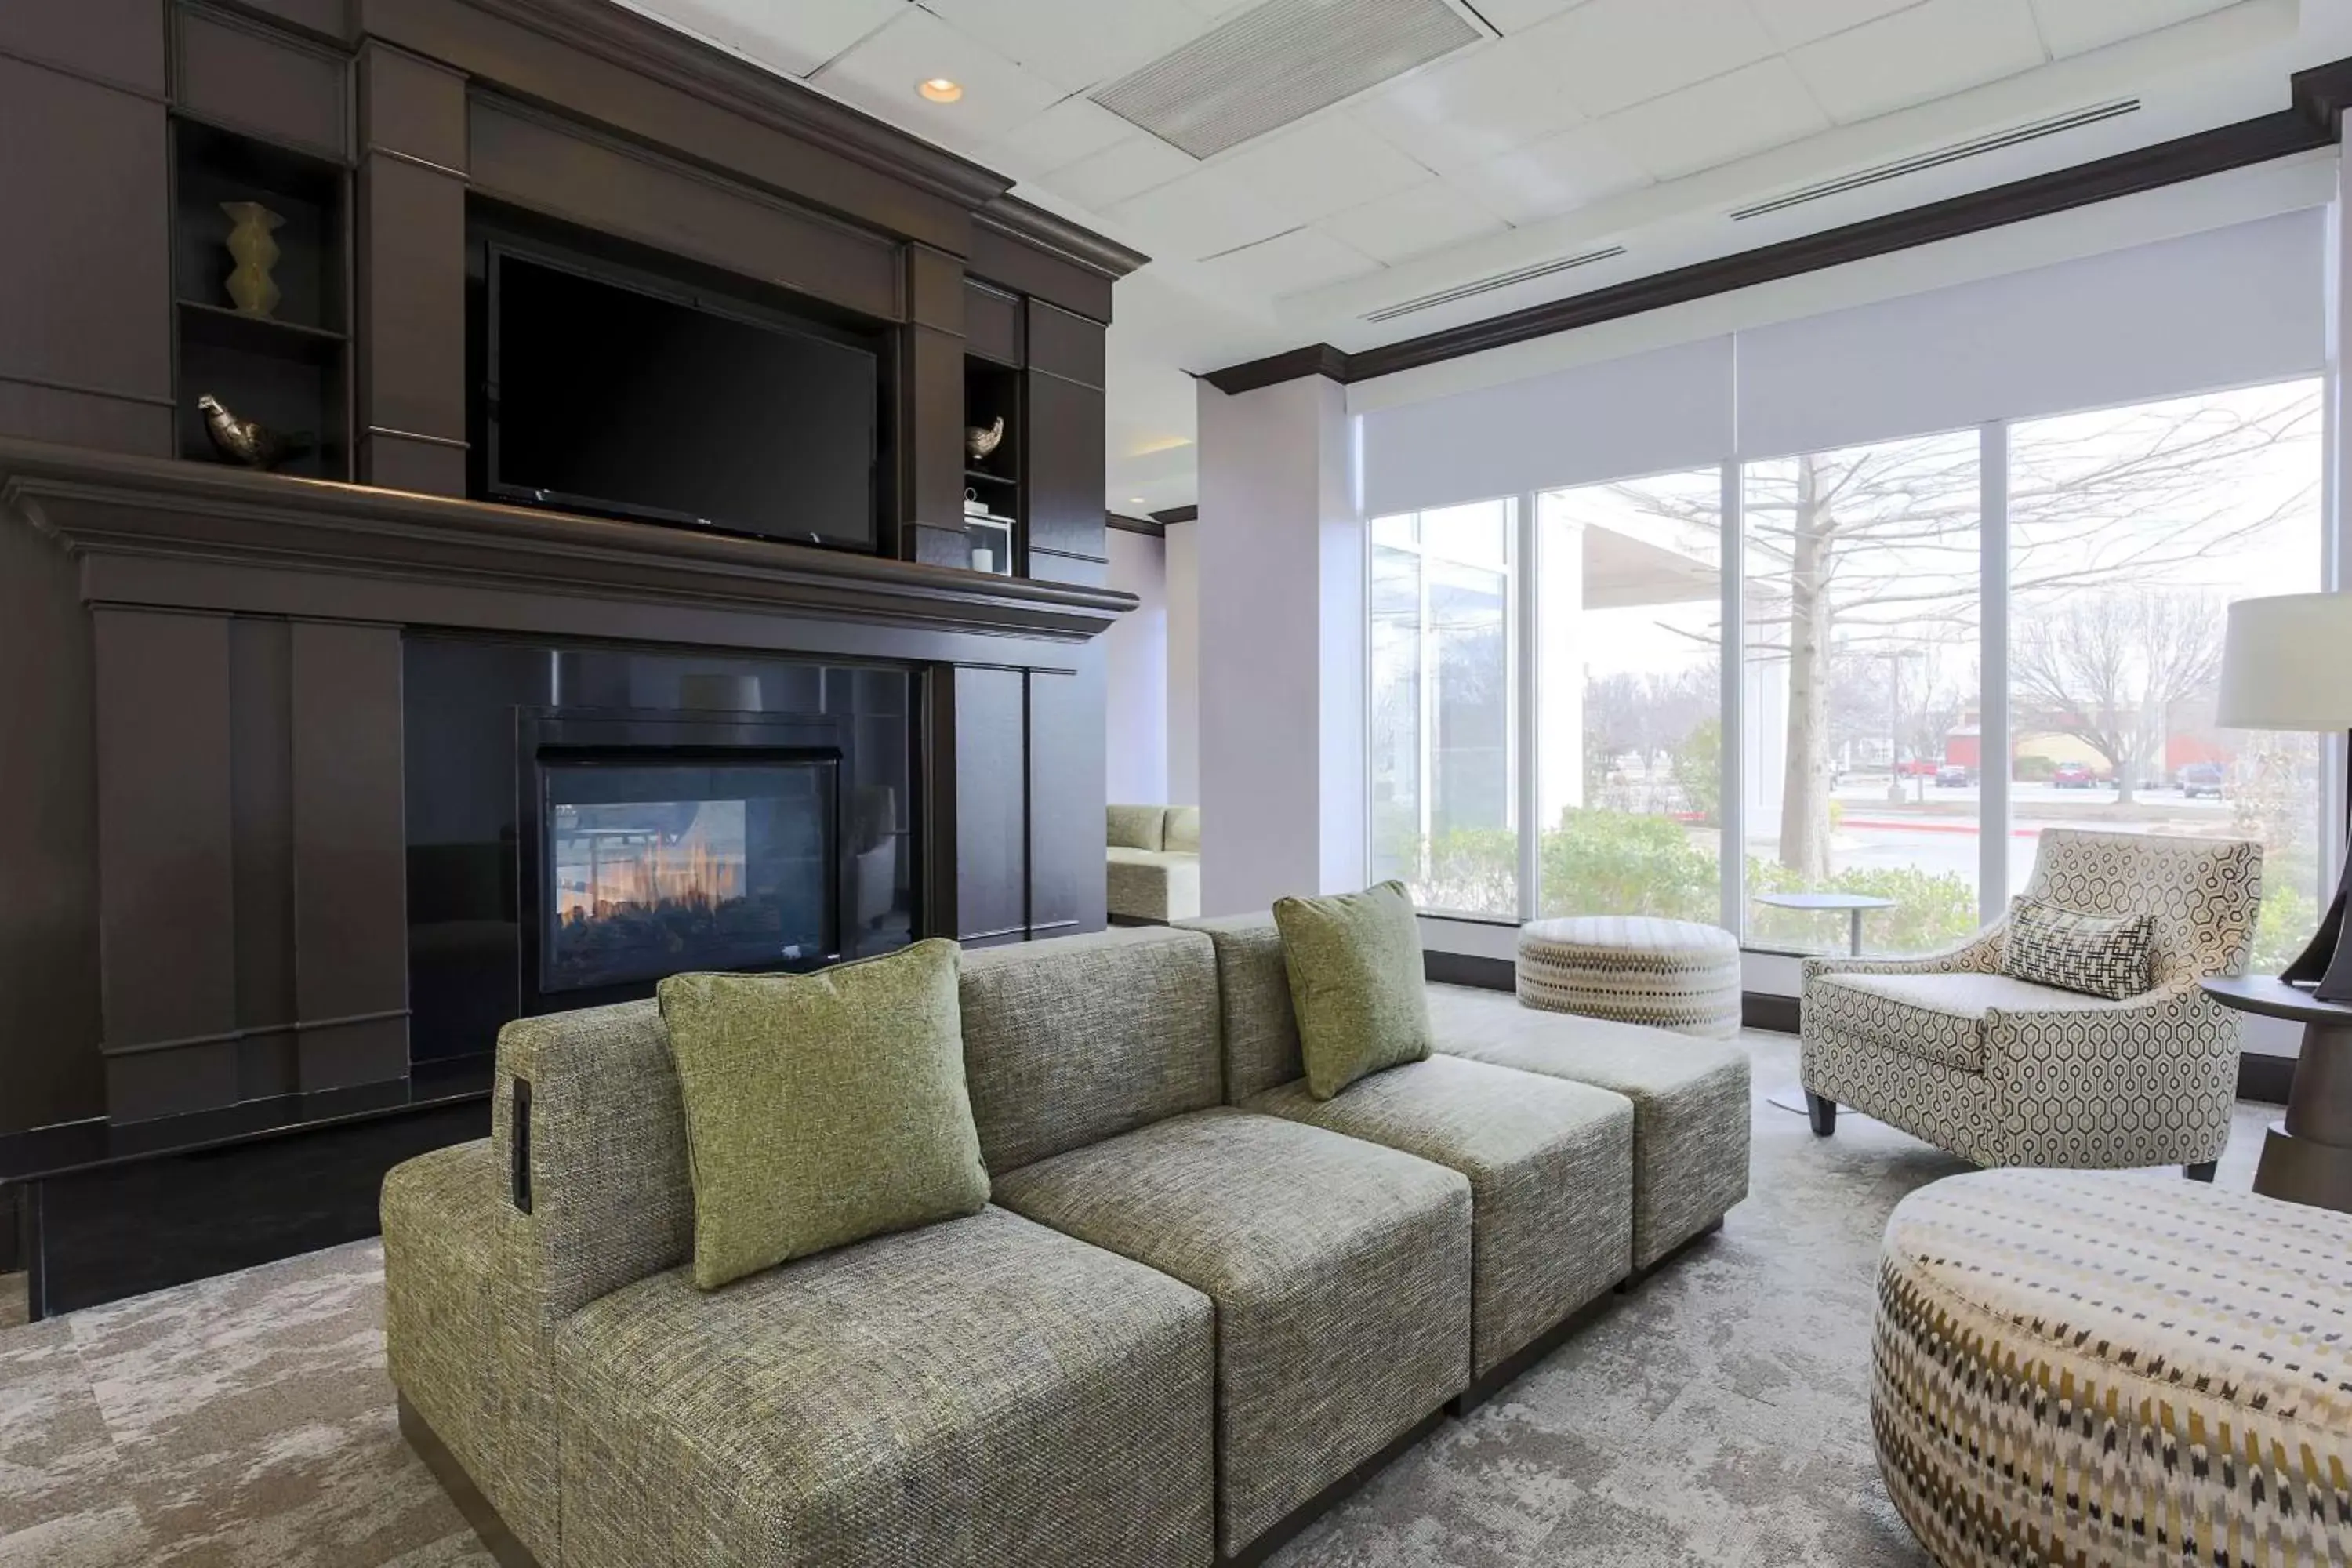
[1203,53,2350,394]
[979,195,1152,282]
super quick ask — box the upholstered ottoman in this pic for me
[1515,916,1740,1040]
[1873,1167,2352,1568]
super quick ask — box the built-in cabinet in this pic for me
[0,0,1142,1138]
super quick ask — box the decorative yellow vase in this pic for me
[220,201,285,318]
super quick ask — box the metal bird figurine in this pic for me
[197,393,314,470]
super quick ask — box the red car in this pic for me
[2052,761,2100,789]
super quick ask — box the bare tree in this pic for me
[1600,387,2318,876]
[2011,590,2224,804]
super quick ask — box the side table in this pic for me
[1757,891,1896,1116]
[2200,975,2352,1214]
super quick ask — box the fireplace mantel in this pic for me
[0,438,1135,653]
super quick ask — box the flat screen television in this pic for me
[482,245,881,551]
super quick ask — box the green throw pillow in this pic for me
[1272,880,1432,1100]
[656,939,989,1290]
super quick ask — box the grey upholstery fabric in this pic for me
[1243,1056,1632,1376]
[492,1000,693,1321]
[1163,805,1201,855]
[383,1140,564,1565]
[1425,985,1750,1271]
[993,1108,1472,1557]
[1108,804,1167,851]
[556,1205,1215,1568]
[960,927,1224,1173]
[1177,913,1305,1102]
[1107,848,1201,923]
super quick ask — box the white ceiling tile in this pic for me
[920,0,1207,93]
[1469,0,1585,31]
[811,8,1064,140]
[1103,165,1295,260]
[618,0,906,76]
[1746,0,1922,50]
[982,95,1138,180]
[1316,180,1508,264]
[1602,58,1832,180]
[1453,122,1652,224]
[2030,0,2243,59]
[1211,118,1433,226]
[1196,227,1385,296]
[1791,0,2047,123]
[1348,40,1588,174]
[1540,0,1778,118]
[1044,132,1199,209]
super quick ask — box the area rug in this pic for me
[0,1021,2273,1567]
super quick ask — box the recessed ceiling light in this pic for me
[918,78,963,103]
[1129,496,1146,504]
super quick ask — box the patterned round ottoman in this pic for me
[1514,916,1740,1040]
[1873,1168,2352,1568]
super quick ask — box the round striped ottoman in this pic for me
[1874,1168,2352,1568]
[1514,916,1740,1040]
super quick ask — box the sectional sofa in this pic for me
[382,920,1750,1568]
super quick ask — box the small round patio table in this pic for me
[1756,891,1896,1115]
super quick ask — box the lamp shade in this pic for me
[2216,593,2352,731]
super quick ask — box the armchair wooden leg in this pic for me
[2184,1161,2217,1183]
[1806,1093,1837,1138]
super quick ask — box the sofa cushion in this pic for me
[1177,913,1303,1102]
[1107,804,1166,851]
[1163,805,1201,855]
[1106,848,1201,924]
[959,927,1222,1174]
[1272,880,1432,1098]
[1998,895,2155,1000]
[993,1108,1470,1557]
[1808,970,2137,1075]
[656,942,987,1290]
[1425,985,1750,1271]
[1242,1056,1632,1377]
[556,1205,1214,1568]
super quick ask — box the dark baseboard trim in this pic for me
[2239,1053,2296,1105]
[1423,950,1512,991]
[1203,56,2352,395]
[401,1396,543,1568]
[1744,992,1801,1035]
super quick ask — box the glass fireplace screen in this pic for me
[540,757,837,993]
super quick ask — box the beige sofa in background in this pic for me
[1107,803,1200,923]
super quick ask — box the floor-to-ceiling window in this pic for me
[1740,432,1983,955]
[1534,471,1722,920]
[2007,379,2325,970]
[1368,499,1518,917]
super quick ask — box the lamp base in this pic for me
[2284,836,2352,1004]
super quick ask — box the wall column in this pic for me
[1196,374,1363,915]
[1166,517,1200,804]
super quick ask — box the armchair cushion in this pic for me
[1998,896,2154,1000]
[1806,971,2140,1075]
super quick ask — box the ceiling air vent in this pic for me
[1092,0,1483,160]
[1363,246,1628,323]
[1730,99,2141,221]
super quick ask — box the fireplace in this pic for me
[541,757,836,993]
[517,708,857,1011]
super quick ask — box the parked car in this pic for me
[2052,761,2100,789]
[1935,764,1974,787]
[2176,762,2227,800]
[1896,758,1939,778]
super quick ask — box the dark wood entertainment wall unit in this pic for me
[0,0,1147,1314]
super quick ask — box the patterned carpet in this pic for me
[0,1022,2276,1567]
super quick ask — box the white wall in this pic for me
[1104,528,1169,804]
[1197,374,1363,916]
[1166,519,1200,805]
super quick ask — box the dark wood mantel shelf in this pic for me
[0,438,1136,652]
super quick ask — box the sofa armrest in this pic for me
[1980,978,2230,1062]
[1802,924,2004,985]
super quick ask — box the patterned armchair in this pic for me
[1801,829,2262,1174]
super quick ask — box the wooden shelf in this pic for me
[963,468,1017,488]
[177,299,346,361]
